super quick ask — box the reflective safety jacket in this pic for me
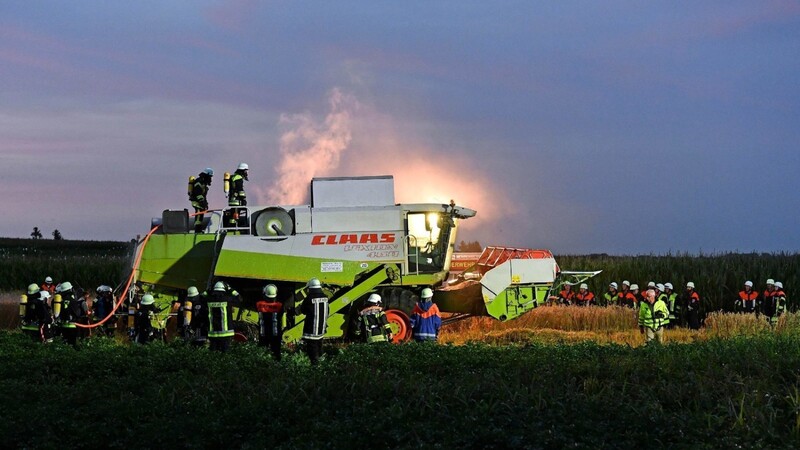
[639,299,669,330]
[603,290,618,306]
[410,300,441,341]
[256,299,284,339]
[575,291,596,306]
[738,290,758,313]
[558,289,575,305]
[208,291,236,338]
[618,291,637,308]
[687,291,700,311]
[355,306,393,343]
[227,171,247,206]
[190,294,209,339]
[775,289,787,315]
[59,291,88,329]
[190,174,211,209]
[666,292,679,319]
[41,283,56,296]
[301,288,329,340]
[761,290,778,317]
[22,295,52,331]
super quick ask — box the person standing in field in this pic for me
[410,288,442,342]
[628,284,641,309]
[189,168,214,233]
[618,281,637,308]
[737,281,758,314]
[41,276,56,298]
[93,285,117,337]
[685,282,702,329]
[760,279,778,325]
[603,282,619,306]
[663,283,680,328]
[134,294,158,345]
[354,293,393,344]
[189,287,209,347]
[774,281,787,319]
[302,278,329,365]
[55,282,88,346]
[575,283,596,306]
[257,284,285,361]
[21,284,53,343]
[639,289,669,344]
[553,283,575,306]
[207,281,237,352]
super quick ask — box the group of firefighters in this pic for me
[19,275,444,364]
[188,163,248,232]
[554,278,789,343]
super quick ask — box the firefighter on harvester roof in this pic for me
[257,284,285,361]
[189,168,213,233]
[354,293,393,344]
[227,163,248,207]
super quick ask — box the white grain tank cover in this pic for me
[311,176,395,208]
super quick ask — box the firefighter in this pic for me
[41,276,56,298]
[256,284,285,360]
[190,168,214,233]
[686,282,702,329]
[775,281,787,320]
[21,284,53,343]
[628,284,641,309]
[760,279,777,324]
[737,281,758,314]
[618,281,637,308]
[227,163,249,207]
[181,286,200,340]
[190,287,209,347]
[207,281,238,352]
[575,283,596,306]
[410,288,442,342]
[638,289,669,344]
[302,278,329,365]
[603,282,618,306]
[55,282,88,346]
[354,293,393,344]
[134,294,158,344]
[93,285,117,337]
[554,283,575,305]
[664,282,681,327]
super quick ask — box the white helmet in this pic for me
[664,282,673,290]
[609,282,618,289]
[744,281,753,288]
[622,280,630,287]
[141,294,155,305]
[187,286,199,297]
[307,278,321,289]
[40,291,51,300]
[45,276,53,284]
[686,281,695,289]
[630,284,639,291]
[56,281,73,293]
[775,281,783,289]
[213,281,227,292]
[647,281,656,288]
[263,284,278,298]
[367,293,382,304]
[421,288,434,299]
[238,163,249,171]
[766,279,775,285]
[203,168,214,176]
[97,285,112,294]
[656,283,665,292]
[579,283,588,290]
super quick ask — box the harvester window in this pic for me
[407,212,447,273]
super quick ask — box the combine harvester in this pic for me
[130,175,599,342]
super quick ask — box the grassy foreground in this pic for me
[1,331,800,448]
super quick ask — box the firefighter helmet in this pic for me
[686,281,695,289]
[656,283,665,292]
[766,279,775,285]
[203,168,214,176]
[213,281,227,292]
[609,282,618,289]
[141,294,155,305]
[579,283,588,290]
[744,281,753,287]
[45,276,53,284]
[238,163,249,171]
[664,282,673,290]
[367,293,382,304]
[775,281,783,289]
[421,288,434,299]
[187,286,199,297]
[622,280,630,287]
[630,284,639,291]
[56,281,73,293]
[27,284,40,295]
[263,284,278,298]
[307,278,321,289]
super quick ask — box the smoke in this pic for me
[262,88,357,205]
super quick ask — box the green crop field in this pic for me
[1,331,800,448]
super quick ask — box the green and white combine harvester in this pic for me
[133,175,599,342]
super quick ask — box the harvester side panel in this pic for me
[136,233,218,290]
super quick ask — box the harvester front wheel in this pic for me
[384,309,411,343]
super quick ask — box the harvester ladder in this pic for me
[283,264,399,342]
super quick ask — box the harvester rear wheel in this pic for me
[382,288,418,343]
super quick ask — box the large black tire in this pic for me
[381,287,418,314]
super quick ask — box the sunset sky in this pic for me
[1,1,798,254]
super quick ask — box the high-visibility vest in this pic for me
[208,295,234,338]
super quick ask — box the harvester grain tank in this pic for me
[132,175,598,342]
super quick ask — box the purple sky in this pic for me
[1,1,798,254]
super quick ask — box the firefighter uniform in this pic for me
[21,284,53,343]
[190,290,210,347]
[686,282,701,330]
[738,281,758,314]
[354,294,393,344]
[257,284,284,360]
[664,283,680,328]
[575,284,596,306]
[410,288,441,342]
[302,278,329,365]
[618,284,638,309]
[190,169,213,233]
[208,282,238,352]
[56,282,88,346]
[603,282,619,307]
[227,164,248,207]
[134,294,157,344]
[556,285,575,306]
